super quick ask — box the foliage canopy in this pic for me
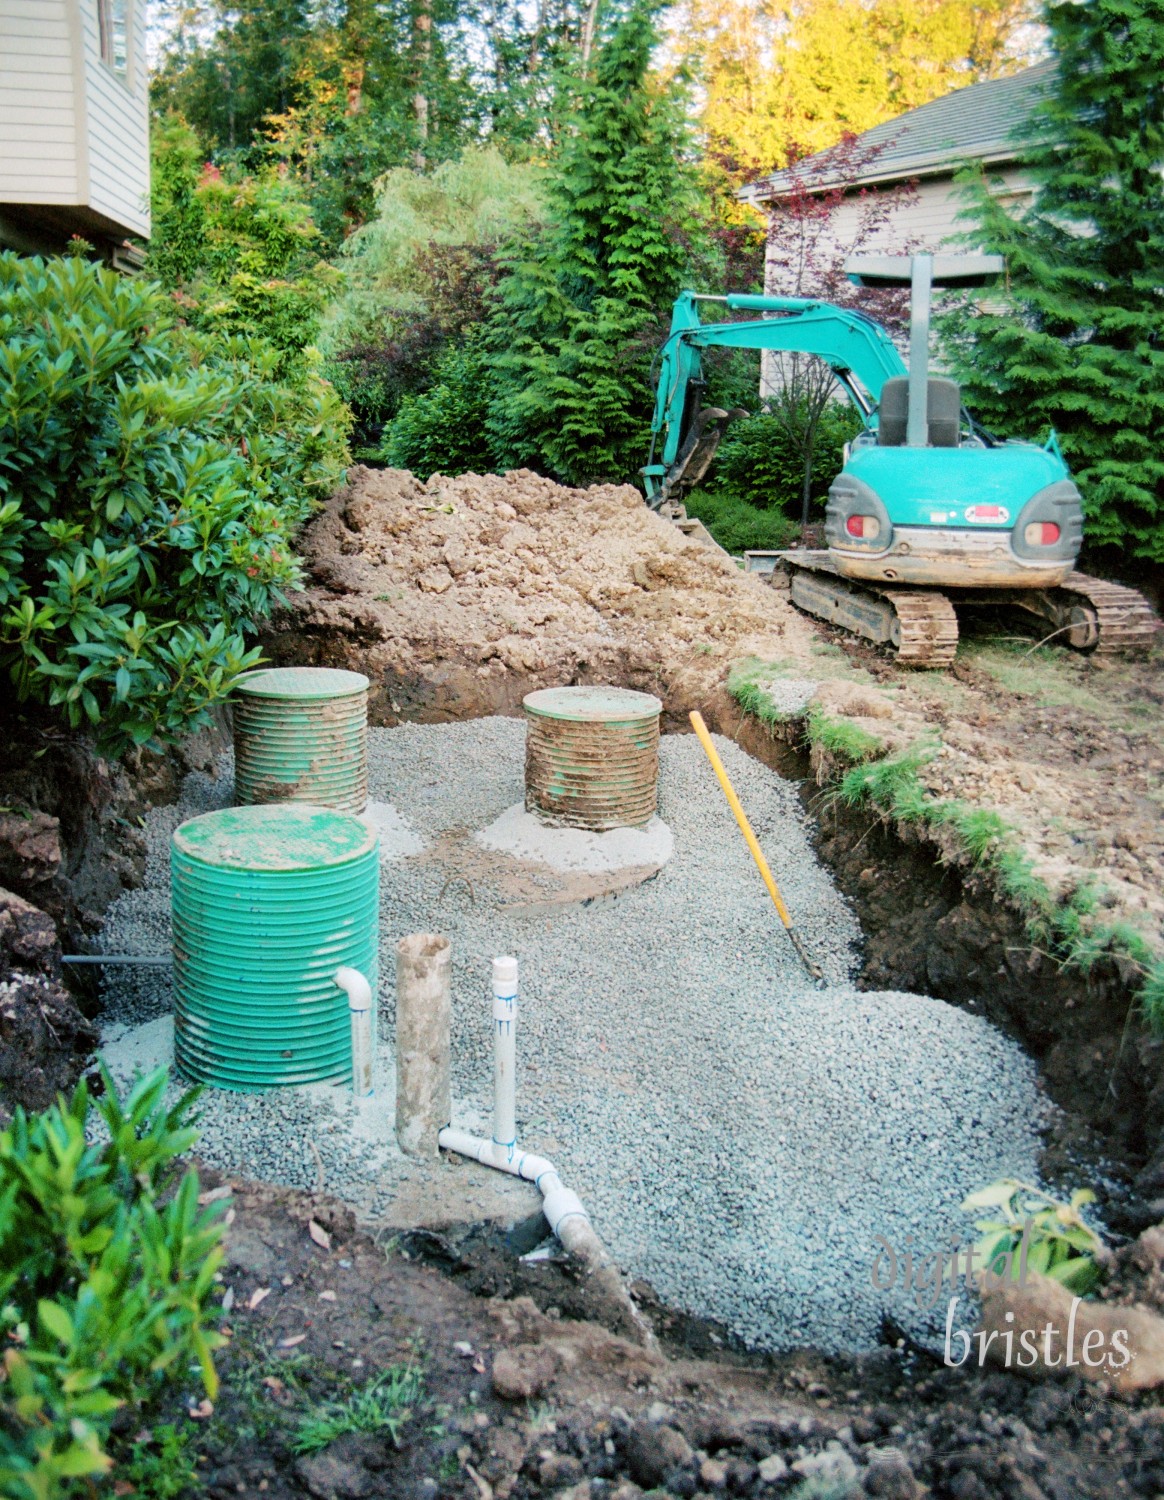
[940,0,1164,563]
[0,253,348,754]
[149,117,340,366]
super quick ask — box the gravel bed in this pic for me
[96,717,1044,1353]
[750,676,820,717]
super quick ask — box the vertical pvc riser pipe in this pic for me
[335,967,374,1098]
[437,954,656,1349]
[492,955,518,1158]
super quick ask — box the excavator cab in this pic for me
[825,253,1083,592]
[875,376,961,448]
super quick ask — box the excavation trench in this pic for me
[295,647,1156,1198]
[79,633,1157,1373]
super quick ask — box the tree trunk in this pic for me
[411,0,432,167]
[800,440,814,531]
[580,0,601,68]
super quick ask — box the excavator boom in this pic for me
[643,291,907,504]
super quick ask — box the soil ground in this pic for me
[123,1171,1164,1500]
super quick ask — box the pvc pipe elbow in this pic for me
[335,966,373,1011]
[541,1184,588,1236]
[515,1151,556,1185]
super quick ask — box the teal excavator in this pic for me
[643,254,1156,667]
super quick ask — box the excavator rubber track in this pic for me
[771,553,1158,666]
[1044,572,1159,656]
[883,588,960,667]
[772,552,959,668]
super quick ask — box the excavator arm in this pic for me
[643,291,908,506]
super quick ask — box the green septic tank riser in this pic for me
[171,803,379,1092]
[233,667,370,815]
[524,686,663,831]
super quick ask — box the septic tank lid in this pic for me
[235,667,369,700]
[172,803,378,870]
[523,686,662,722]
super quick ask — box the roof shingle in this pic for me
[743,58,1056,202]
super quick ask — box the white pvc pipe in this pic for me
[436,958,653,1346]
[438,1126,589,1242]
[335,966,374,1098]
[492,955,518,1153]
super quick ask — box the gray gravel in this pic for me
[750,676,820,717]
[96,718,1044,1353]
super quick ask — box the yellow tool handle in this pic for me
[688,710,794,929]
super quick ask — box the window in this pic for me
[98,0,129,76]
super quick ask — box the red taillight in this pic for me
[845,514,880,540]
[1024,521,1061,546]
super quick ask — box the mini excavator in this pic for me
[642,254,1156,667]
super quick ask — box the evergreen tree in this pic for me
[941,0,1164,565]
[151,0,314,152]
[486,0,704,485]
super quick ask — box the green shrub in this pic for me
[712,403,862,513]
[683,491,801,554]
[0,252,349,754]
[322,147,544,440]
[150,118,340,370]
[0,1068,226,1498]
[380,337,495,479]
[963,1180,1103,1294]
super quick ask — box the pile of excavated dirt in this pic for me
[265,465,808,722]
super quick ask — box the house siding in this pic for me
[0,0,150,243]
[764,168,1035,296]
[0,0,79,203]
[78,0,150,237]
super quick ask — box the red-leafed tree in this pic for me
[757,133,917,525]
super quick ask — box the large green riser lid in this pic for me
[233,667,370,815]
[172,803,379,1092]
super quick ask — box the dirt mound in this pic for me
[0,888,97,1120]
[264,465,801,720]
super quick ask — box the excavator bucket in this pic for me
[651,405,748,509]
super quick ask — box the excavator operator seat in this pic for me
[877,376,961,448]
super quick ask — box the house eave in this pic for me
[740,147,1024,205]
[0,201,149,253]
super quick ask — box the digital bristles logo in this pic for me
[870,1223,1134,1375]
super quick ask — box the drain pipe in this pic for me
[438,958,654,1348]
[334,967,374,1097]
